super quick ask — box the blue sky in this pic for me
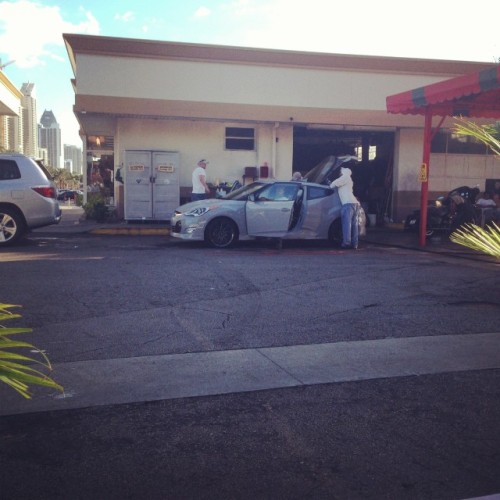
[1,0,499,148]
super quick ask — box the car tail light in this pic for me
[32,186,57,199]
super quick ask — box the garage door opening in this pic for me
[293,126,395,224]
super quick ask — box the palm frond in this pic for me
[0,302,63,399]
[450,222,500,259]
[453,118,500,157]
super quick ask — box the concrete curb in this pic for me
[90,227,170,236]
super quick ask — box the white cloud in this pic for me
[0,1,99,68]
[194,6,211,18]
[220,0,498,62]
[114,11,135,22]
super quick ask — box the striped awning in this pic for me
[386,65,500,118]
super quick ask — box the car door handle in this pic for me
[281,207,291,212]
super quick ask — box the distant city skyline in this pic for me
[0,79,82,172]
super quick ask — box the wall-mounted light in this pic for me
[87,135,106,147]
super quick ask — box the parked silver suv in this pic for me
[0,153,61,246]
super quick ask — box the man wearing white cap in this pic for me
[191,159,210,201]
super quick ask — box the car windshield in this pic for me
[224,181,270,200]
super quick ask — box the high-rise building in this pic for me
[0,113,23,152]
[38,147,49,166]
[39,109,61,168]
[20,82,38,157]
[64,144,83,175]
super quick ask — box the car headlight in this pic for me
[185,205,218,217]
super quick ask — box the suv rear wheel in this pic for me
[0,207,25,246]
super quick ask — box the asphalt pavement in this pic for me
[2,205,497,499]
[40,205,498,263]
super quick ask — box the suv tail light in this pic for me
[32,186,57,199]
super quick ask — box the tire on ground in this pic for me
[0,206,26,246]
[204,217,239,248]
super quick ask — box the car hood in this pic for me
[176,198,223,212]
[303,155,358,185]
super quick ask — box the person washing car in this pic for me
[329,164,360,249]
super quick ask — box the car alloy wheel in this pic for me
[0,208,24,246]
[205,217,238,248]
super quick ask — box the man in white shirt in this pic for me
[475,191,498,225]
[191,159,210,201]
[475,192,496,207]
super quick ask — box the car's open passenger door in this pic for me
[246,183,298,237]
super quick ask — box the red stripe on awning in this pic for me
[386,65,500,118]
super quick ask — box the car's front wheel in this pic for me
[204,217,238,248]
[0,207,26,246]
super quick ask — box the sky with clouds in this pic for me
[1,0,499,148]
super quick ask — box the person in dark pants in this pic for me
[191,159,210,201]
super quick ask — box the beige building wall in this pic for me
[74,53,451,130]
[76,55,446,114]
[431,154,497,192]
[115,119,294,190]
[65,34,498,220]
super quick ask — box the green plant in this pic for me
[0,303,63,399]
[75,193,84,207]
[453,118,500,156]
[450,117,500,258]
[83,192,109,222]
[450,222,500,259]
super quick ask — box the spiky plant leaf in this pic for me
[450,222,500,259]
[453,118,500,156]
[0,303,63,399]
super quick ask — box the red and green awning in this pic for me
[387,65,500,118]
[386,64,500,247]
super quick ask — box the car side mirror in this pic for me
[248,193,255,202]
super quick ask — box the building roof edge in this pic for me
[62,33,495,77]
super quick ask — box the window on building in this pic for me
[431,130,447,153]
[225,127,255,151]
[354,145,377,161]
[431,130,489,155]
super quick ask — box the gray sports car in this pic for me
[170,156,366,248]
